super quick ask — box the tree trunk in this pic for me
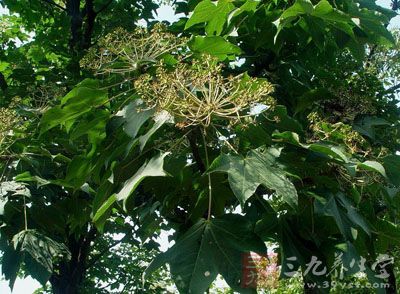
[385,261,397,294]
[50,269,82,294]
[50,226,96,293]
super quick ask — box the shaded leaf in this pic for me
[209,148,297,208]
[146,214,265,293]
[189,36,241,60]
[115,99,155,139]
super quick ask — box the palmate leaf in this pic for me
[145,214,265,293]
[115,99,155,139]
[11,230,71,285]
[383,155,400,186]
[374,218,400,252]
[138,110,173,151]
[209,148,298,208]
[93,152,169,222]
[314,193,370,240]
[40,79,108,134]
[273,131,349,163]
[185,0,235,35]
[1,245,22,289]
[116,100,172,151]
[357,160,387,179]
[188,36,242,60]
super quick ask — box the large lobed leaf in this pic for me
[209,148,298,208]
[145,214,265,293]
[93,152,170,222]
[40,79,108,134]
[11,230,71,285]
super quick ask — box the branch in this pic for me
[82,0,96,49]
[85,235,128,270]
[96,0,113,14]
[382,83,400,95]
[365,0,397,67]
[392,0,399,11]
[186,128,206,173]
[39,0,66,11]
[0,72,7,91]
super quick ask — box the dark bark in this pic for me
[385,261,397,294]
[186,128,206,173]
[82,0,96,49]
[66,0,83,52]
[0,72,7,91]
[64,0,113,53]
[392,0,399,11]
[50,226,97,294]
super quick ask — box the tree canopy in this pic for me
[0,0,400,293]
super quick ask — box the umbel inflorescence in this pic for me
[134,56,275,127]
[80,24,185,76]
[81,25,274,128]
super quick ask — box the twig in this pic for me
[381,83,400,95]
[85,234,127,269]
[96,0,113,14]
[201,129,212,220]
[187,128,206,173]
[23,195,28,231]
[39,0,66,11]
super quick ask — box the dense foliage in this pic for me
[1,0,400,293]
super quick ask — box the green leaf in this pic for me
[312,0,351,23]
[265,105,303,134]
[280,0,313,20]
[315,193,370,240]
[308,144,348,163]
[70,110,109,142]
[294,88,333,114]
[230,0,259,20]
[383,155,400,186]
[273,131,348,163]
[92,194,117,223]
[15,172,50,188]
[209,148,298,208]
[1,247,22,290]
[189,36,241,60]
[146,214,265,293]
[138,110,172,151]
[40,79,108,134]
[336,193,370,236]
[352,116,389,140]
[357,160,387,179]
[116,152,169,207]
[185,0,235,35]
[374,219,400,252]
[65,155,91,188]
[12,230,71,284]
[185,0,216,29]
[24,255,52,285]
[272,131,301,146]
[116,99,155,139]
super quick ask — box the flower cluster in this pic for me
[0,107,16,140]
[0,97,21,146]
[80,24,185,76]
[319,81,377,123]
[308,112,369,154]
[134,56,275,127]
[27,84,65,114]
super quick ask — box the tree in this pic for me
[1,0,400,293]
